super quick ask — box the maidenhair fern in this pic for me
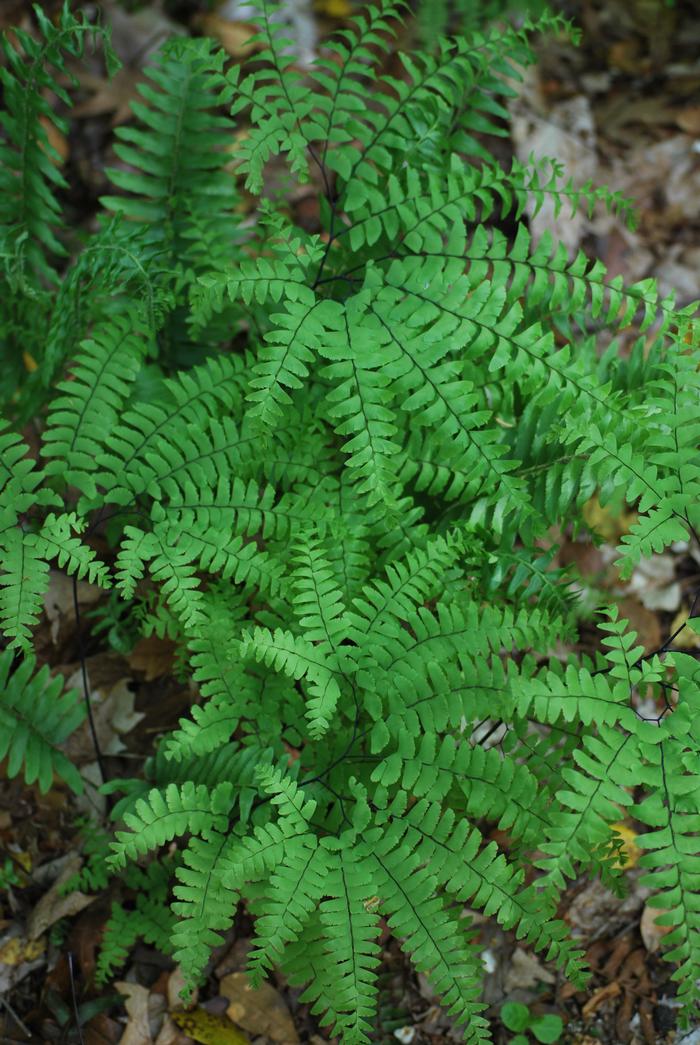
[1,2,699,1042]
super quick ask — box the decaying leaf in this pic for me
[27,854,94,939]
[0,932,46,994]
[670,607,700,648]
[627,554,681,612]
[640,903,675,953]
[116,982,152,1045]
[170,1007,249,1044]
[0,934,45,966]
[193,14,257,58]
[129,635,177,681]
[220,972,299,1042]
[582,495,637,543]
[609,821,641,870]
[73,66,148,126]
[503,947,556,992]
[43,570,103,644]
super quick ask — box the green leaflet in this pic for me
[0,652,85,794]
[2,3,700,1041]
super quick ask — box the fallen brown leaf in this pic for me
[43,570,103,645]
[27,854,94,940]
[194,14,256,58]
[669,605,700,648]
[617,597,661,655]
[503,947,556,991]
[129,636,177,681]
[115,982,152,1045]
[677,105,700,135]
[167,965,198,1010]
[39,114,69,165]
[640,903,674,953]
[220,973,299,1043]
[73,66,146,126]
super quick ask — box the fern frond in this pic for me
[0,651,85,793]
[171,831,240,986]
[29,512,111,587]
[103,37,236,264]
[0,3,109,282]
[0,529,50,650]
[108,780,234,869]
[41,314,150,497]
[241,626,343,738]
[372,830,489,1037]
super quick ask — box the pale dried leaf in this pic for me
[220,973,299,1043]
[640,903,674,953]
[43,570,103,644]
[503,947,556,992]
[27,854,93,939]
[116,982,153,1045]
[194,14,256,58]
[168,965,198,1010]
[129,636,177,681]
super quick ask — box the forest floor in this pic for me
[1,0,700,1043]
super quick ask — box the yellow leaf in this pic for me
[610,822,641,869]
[582,494,636,543]
[195,14,256,57]
[39,115,69,166]
[170,1008,249,1045]
[23,351,38,373]
[314,0,352,16]
[0,935,45,965]
[670,607,700,649]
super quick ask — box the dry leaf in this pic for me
[102,0,184,64]
[194,14,256,58]
[39,114,69,165]
[617,597,661,655]
[610,822,641,870]
[582,495,636,543]
[677,106,700,136]
[155,1015,194,1045]
[104,679,146,750]
[0,932,46,994]
[510,82,597,254]
[129,636,177,681]
[0,935,45,966]
[43,570,103,644]
[628,554,680,612]
[669,607,700,649]
[607,39,645,74]
[65,675,144,763]
[27,855,94,939]
[116,982,153,1045]
[170,1008,249,1044]
[23,350,38,372]
[503,947,556,992]
[314,0,352,17]
[167,966,198,1010]
[640,903,675,953]
[220,973,298,1042]
[566,874,650,938]
[73,66,147,126]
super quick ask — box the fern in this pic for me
[0,651,85,794]
[1,3,700,1041]
[0,4,114,404]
